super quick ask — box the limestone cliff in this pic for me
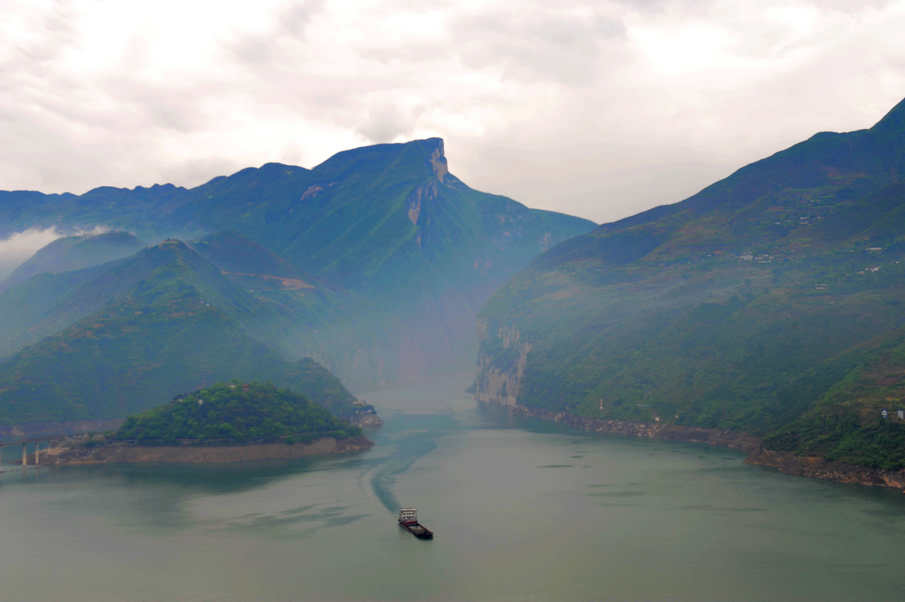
[473,321,531,407]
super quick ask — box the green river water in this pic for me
[1,378,904,601]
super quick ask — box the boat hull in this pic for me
[399,521,434,540]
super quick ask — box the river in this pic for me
[1,377,904,601]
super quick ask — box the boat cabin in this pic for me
[398,507,418,523]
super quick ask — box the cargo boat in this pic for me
[398,507,433,540]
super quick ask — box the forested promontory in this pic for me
[42,382,372,464]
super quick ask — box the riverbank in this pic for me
[746,448,905,491]
[479,400,905,493]
[352,413,383,428]
[38,436,373,465]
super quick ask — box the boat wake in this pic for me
[370,429,437,514]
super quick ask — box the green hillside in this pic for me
[0,241,368,428]
[0,238,276,359]
[113,382,361,445]
[475,97,905,470]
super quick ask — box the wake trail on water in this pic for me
[370,430,438,514]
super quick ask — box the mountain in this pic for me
[2,230,144,289]
[0,238,274,359]
[220,139,596,386]
[0,240,369,429]
[161,139,595,387]
[0,138,596,388]
[475,97,905,470]
[0,139,593,293]
[0,231,147,353]
[189,139,590,295]
[0,183,192,240]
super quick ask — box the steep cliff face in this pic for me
[473,321,532,406]
[264,138,595,389]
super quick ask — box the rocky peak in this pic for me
[424,137,448,182]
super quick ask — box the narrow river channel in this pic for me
[1,377,903,601]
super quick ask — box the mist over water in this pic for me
[2,378,904,601]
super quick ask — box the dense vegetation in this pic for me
[763,336,905,469]
[113,382,361,445]
[476,96,905,470]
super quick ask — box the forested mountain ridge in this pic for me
[475,96,905,470]
[0,138,595,388]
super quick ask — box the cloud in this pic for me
[0,227,63,280]
[0,1,904,223]
[0,225,112,281]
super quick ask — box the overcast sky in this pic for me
[2,0,904,224]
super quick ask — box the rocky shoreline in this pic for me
[745,449,905,491]
[352,412,384,429]
[479,399,905,493]
[38,435,373,465]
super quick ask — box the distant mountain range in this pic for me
[475,97,905,471]
[0,139,594,389]
[1,139,593,294]
[0,138,593,430]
